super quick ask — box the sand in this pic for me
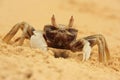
[0,0,120,80]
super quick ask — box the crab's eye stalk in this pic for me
[51,14,57,27]
[68,16,74,27]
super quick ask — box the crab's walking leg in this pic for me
[84,34,110,62]
[70,34,110,62]
[18,24,29,45]
[2,22,35,45]
[3,23,21,43]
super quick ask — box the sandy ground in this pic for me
[0,0,120,80]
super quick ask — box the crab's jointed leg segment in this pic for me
[2,22,35,45]
[18,23,29,45]
[84,34,110,62]
[70,34,110,62]
[3,24,20,43]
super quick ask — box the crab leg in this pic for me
[70,34,110,62]
[2,22,35,45]
[84,34,110,62]
[3,23,21,43]
[18,24,29,45]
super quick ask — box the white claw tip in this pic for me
[30,31,48,51]
[82,40,92,61]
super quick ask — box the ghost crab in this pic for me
[2,15,110,62]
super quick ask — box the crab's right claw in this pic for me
[30,31,48,51]
[82,40,92,61]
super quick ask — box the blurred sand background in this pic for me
[0,0,120,80]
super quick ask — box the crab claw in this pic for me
[30,31,48,51]
[82,40,92,61]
